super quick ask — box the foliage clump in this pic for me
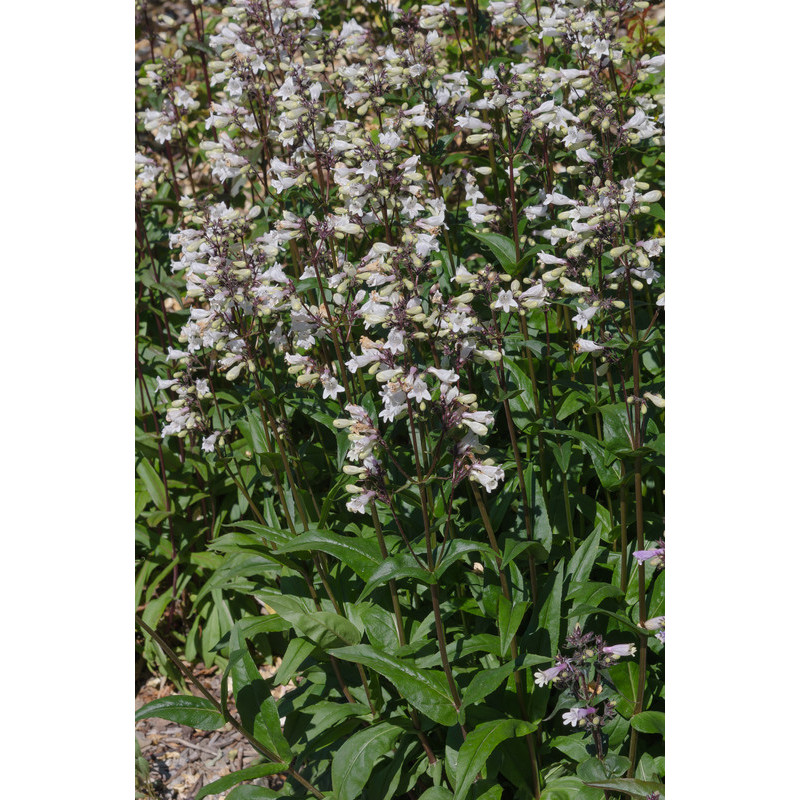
[135,0,665,797]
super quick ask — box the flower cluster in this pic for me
[535,625,637,750]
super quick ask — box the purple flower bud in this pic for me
[602,643,636,658]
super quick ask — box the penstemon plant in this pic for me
[135,0,665,798]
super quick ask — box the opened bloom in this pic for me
[534,663,567,687]
[633,547,665,567]
[562,707,596,727]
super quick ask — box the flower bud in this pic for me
[342,464,366,475]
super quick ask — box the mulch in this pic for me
[135,660,289,800]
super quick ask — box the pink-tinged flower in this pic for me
[562,707,596,727]
[534,663,567,687]
[633,547,665,567]
[602,643,636,658]
[346,489,376,515]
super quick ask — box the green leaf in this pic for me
[607,661,639,718]
[629,711,665,735]
[461,662,515,711]
[136,459,167,511]
[566,527,602,587]
[599,403,635,454]
[267,595,362,650]
[195,764,285,799]
[453,718,536,800]
[331,722,404,800]
[540,776,604,799]
[230,521,293,548]
[359,554,435,601]
[583,778,665,798]
[532,560,564,658]
[274,638,316,684]
[465,229,519,273]
[434,540,497,578]
[225,787,281,800]
[498,597,530,658]
[227,625,293,764]
[366,735,422,800]
[505,360,537,413]
[135,695,224,730]
[332,644,458,726]
[569,605,645,636]
[306,700,372,731]
[543,429,623,490]
[418,789,454,800]
[275,529,383,581]
[576,755,630,782]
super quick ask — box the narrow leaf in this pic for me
[332,644,458,726]
[453,719,537,800]
[135,695,224,731]
[331,722,404,800]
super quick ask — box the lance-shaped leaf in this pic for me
[630,711,665,736]
[453,718,537,800]
[267,595,362,650]
[196,764,286,800]
[332,722,404,800]
[583,778,666,798]
[135,695,225,731]
[358,554,436,602]
[332,644,458,726]
[460,653,550,712]
[275,528,383,581]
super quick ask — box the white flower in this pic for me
[572,306,597,331]
[492,290,519,313]
[462,410,494,437]
[407,374,432,403]
[575,338,603,353]
[379,131,403,149]
[167,347,189,361]
[537,252,567,266]
[320,370,345,400]
[156,377,178,393]
[415,233,440,258]
[428,368,458,385]
[544,192,576,206]
[386,328,405,354]
[643,392,665,408]
[468,463,505,493]
[560,277,590,295]
[201,431,220,452]
[467,203,497,224]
